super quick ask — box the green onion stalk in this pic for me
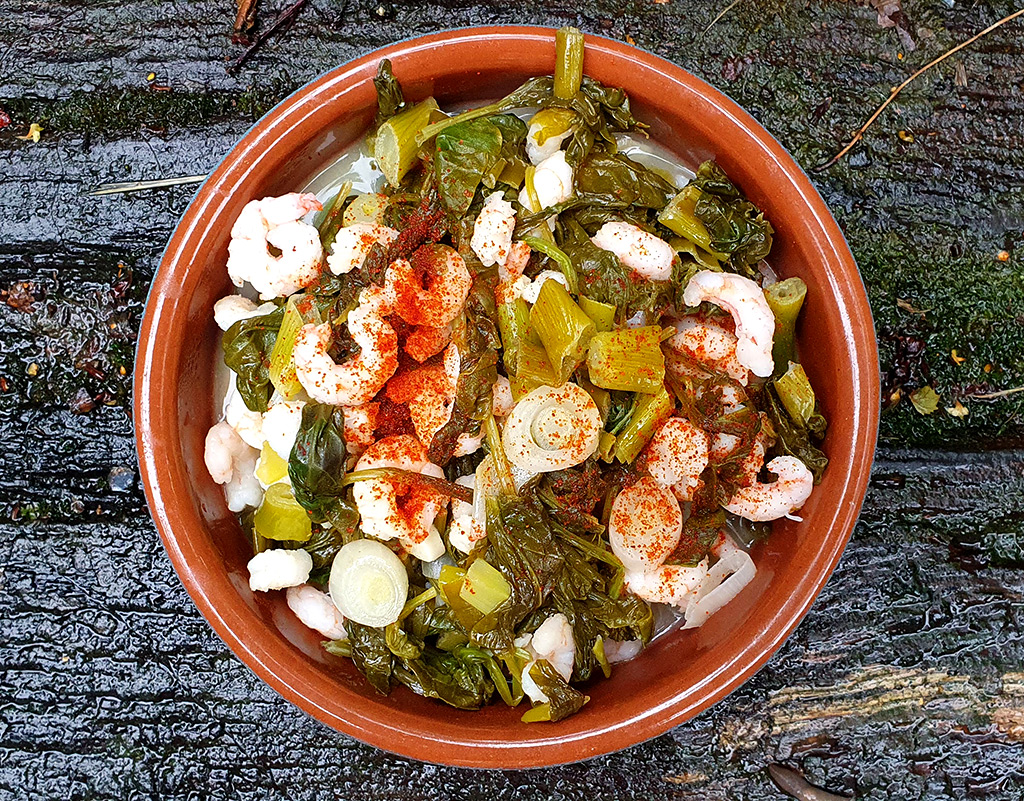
[586,326,666,394]
[613,387,674,463]
[529,279,595,385]
[520,235,578,295]
[554,26,585,100]
[657,186,727,259]
[375,97,439,187]
[764,276,807,375]
[317,179,353,252]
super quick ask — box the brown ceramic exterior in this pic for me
[134,27,879,768]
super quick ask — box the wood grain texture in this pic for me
[1,0,1023,798]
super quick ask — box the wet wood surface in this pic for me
[1,1,1022,798]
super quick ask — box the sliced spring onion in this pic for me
[329,539,409,628]
[342,192,388,226]
[529,279,595,385]
[578,295,616,332]
[613,387,674,463]
[459,559,511,615]
[586,326,666,394]
[375,97,439,187]
[255,442,289,486]
[502,383,603,473]
[253,483,312,542]
[593,636,612,679]
[436,564,483,631]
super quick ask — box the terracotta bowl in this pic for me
[135,27,879,768]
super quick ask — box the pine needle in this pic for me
[703,0,744,35]
[815,8,1024,171]
[88,175,207,196]
[966,386,1024,401]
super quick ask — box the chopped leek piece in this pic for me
[764,277,807,374]
[579,376,611,421]
[520,235,578,294]
[329,539,409,628]
[459,559,511,615]
[436,564,483,630]
[578,295,616,332]
[253,483,312,542]
[375,97,439,187]
[268,295,305,400]
[510,341,561,401]
[669,236,723,271]
[586,326,665,394]
[342,192,388,226]
[613,387,674,463]
[521,702,552,723]
[498,297,531,375]
[775,361,817,426]
[527,107,576,148]
[554,27,585,100]
[658,185,728,259]
[255,442,288,486]
[529,279,595,385]
[597,430,616,462]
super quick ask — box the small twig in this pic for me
[342,468,474,503]
[88,175,207,196]
[703,0,744,35]
[815,7,1024,171]
[227,0,309,76]
[966,386,1024,401]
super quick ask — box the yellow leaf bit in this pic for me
[945,401,969,418]
[17,123,43,143]
[950,349,965,366]
[909,386,940,415]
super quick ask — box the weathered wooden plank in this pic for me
[1,447,1021,799]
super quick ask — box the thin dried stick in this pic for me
[703,0,743,35]
[227,0,309,75]
[966,386,1024,401]
[815,8,1024,171]
[89,175,207,196]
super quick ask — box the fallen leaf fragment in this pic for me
[950,349,965,365]
[897,297,928,315]
[17,123,43,143]
[897,129,914,142]
[997,250,1010,262]
[945,400,969,418]
[910,385,940,415]
[0,110,10,130]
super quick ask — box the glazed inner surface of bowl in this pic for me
[140,27,877,767]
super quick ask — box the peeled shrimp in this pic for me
[724,455,813,522]
[213,295,276,331]
[404,323,451,363]
[292,286,398,406]
[351,435,447,561]
[285,584,347,640]
[385,244,472,328]
[247,548,312,592]
[222,378,264,449]
[204,421,263,511]
[591,221,675,281]
[519,270,569,305]
[682,271,775,378]
[495,240,534,304]
[448,473,485,555]
[609,476,710,609]
[326,222,398,275]
[492,375,515,417]
[710,411,772,488]
[471,192,516,268]
[343,403,379,456]
[516,613,575,704]
[645,416,709,501]
[227,193,324,300]
[667,316,749,385]
[518,150,573,212]
[385,343,459,449]
[262,400,305,460]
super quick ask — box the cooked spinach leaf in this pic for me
[527,660,587,721]
[372,58,405,133]
[763,383,829,483]
[345,621,394,694]
[221,304,284,413]
[690,161,774,274]
[394,646,495,710]
[289,403,360,535]
[434,117,504,216]
[575,152,676,208]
